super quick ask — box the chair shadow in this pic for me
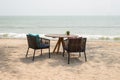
[47,52,85,67]
[20,52,85,66]
[20,52,50,64]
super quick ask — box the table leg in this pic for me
[56,38,63,53]
[53,38,64,53]
[53,39,60,53]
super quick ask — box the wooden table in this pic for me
[45,34,78,53]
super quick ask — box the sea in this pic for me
[0,16,120,40]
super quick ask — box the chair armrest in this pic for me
[40,38,50,44]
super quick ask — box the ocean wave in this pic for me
[78,34,120,40]
[0,33,120,41]
[0,33,26,38]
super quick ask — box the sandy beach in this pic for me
[0,38,120,80]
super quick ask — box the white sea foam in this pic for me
[0,33,119,41]
[0,33,26,38]
[77,34,120,40]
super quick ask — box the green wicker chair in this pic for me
[63,37,87,64]
[26,34,50,61]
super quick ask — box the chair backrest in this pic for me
[67,37,82,52]
[67,37,87,52]
[26,34,40,49]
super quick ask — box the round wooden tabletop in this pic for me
[45,34,78,38]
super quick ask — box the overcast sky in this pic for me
[0,0,119,16]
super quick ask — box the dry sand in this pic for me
[0,39,120,80]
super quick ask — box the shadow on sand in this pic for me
[20,52,85,67]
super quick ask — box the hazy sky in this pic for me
[0,0,119,16]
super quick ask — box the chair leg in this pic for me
[79,52,81,57]
[41,49,42,55]
[63,50,65,57]
[32,49,36,61]
[68,52,70,64]
[84,51,87,62]
[26,48,29,58]
[49,48,50,58]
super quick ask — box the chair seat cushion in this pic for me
[39,44,50,49]
[64,46,68,50]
